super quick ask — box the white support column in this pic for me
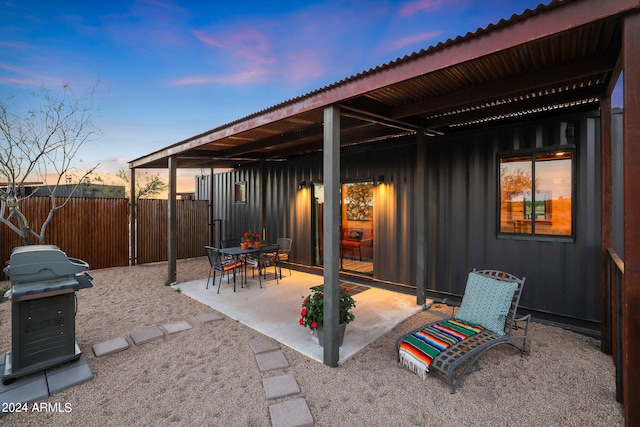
[323,105,340,367]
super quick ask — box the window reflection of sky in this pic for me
[536,159,571,198]
[501,156,571,199]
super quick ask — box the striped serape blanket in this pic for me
[398,319,484,379]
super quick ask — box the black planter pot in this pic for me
[317,322,347,347]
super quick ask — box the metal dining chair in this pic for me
[205,246,243,293]
[275,237,293,278]
[245,244,280,288]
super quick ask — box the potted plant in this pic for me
[299,286,356,346]
[242,231,260,248]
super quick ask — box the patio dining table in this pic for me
[219,244,279,287]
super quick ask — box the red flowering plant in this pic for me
[299,287,356,330]
[243,231,260,243]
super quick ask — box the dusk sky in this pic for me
[1,0,596,192]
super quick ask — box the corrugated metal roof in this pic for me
[130,0,636,169]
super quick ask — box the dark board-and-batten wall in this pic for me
[424,112,602,332]
[210,110,608,332]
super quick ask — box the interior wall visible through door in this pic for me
[311,181,374,276]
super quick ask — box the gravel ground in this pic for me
[0,257,624,426]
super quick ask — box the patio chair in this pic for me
[221,238,240,249]
[245,244,280,288]
[220,237,248,269]
[275,237,292,277]
[395,269,530,393]
[205,246,243,293]
[340,228,373,261]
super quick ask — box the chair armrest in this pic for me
[513,313,531,330]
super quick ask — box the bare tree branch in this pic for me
[0,83,102,245]
[116,167,167,199]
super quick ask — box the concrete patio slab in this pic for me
[249,338,280,354]
[195,312,223,323]
[268,398,314,427]
[162,320,192,335]
[130,326,164,345]
[255,350,289,373]
[175,270,426,364]
[263,373,300,400]
[93,336,129,357]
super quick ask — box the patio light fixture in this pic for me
[298,181,307,190]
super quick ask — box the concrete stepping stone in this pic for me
[255,350,289,372]
[268,398,314,427]
[0,362,49,417]
[0,354,93,418]
[163,320,192,335]
[93,337,129,357]
[195,312,223,324]
[130,326,164,345]
[249,338,280,354]
[46,355,93,395]
[263,373,300,400]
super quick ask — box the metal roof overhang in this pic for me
[129,0,638,170]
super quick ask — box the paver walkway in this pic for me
[90,314,314,426]
[249,337,314,427]
[0,355,93,418]
[2,311,315,425]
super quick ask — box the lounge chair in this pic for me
[395,269,530,393]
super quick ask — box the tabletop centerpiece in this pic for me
[242,231,260,249]
[299,286,356,347]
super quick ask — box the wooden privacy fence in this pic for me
[1,197,209,276]
[1,197,129,272]
[136,199,208,264]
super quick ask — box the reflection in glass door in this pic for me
[312,181,374,276]
[312,183,324,266]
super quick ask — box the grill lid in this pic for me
[3,245,89,284]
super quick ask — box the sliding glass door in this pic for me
[312,181,374,275]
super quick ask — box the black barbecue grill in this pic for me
[2,245,93,385]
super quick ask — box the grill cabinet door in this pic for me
[14,293,76,370]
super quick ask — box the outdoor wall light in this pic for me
[298,181,307,190]
[376,175,385,186]
[565,123,574,140]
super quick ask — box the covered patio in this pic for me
[129,1,640,423]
